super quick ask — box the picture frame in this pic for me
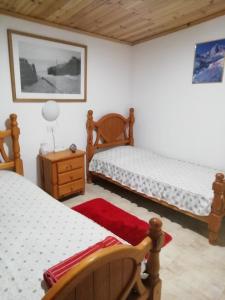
[7,29,87,102]
[192,38,225,84]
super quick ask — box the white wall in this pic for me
[0,15,132,182]
[132,16,225,170]
[2,14,225,182]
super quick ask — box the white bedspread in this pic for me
[0,170,121,300]
[89,146,221,216]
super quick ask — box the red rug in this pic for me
[72,198,172,247]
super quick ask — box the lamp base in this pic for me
[53,145,67,152]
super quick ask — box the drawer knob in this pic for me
[70,175,73,180]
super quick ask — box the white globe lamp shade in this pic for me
[42,100,60,122]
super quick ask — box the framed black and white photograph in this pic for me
[7,30,87,102]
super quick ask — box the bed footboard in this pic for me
[209,173,225,244]
[43,217,164,300]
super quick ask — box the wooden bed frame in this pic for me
[0,114,23,175]
[86,108,225,245]
[1,114,165,300]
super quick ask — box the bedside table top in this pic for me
[39,149,85,162]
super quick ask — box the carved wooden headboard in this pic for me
[86,108,134,180]
[0,114,23,175]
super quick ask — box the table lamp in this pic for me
[41,100,60,152]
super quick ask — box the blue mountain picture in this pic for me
[192,39,225,83]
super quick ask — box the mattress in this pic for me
[0,170,123,300]
[89,146,221,216]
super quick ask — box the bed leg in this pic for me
[208,214,222,245]
[146,218,164,300]
[209,173,225,244]
[87,171,93,184]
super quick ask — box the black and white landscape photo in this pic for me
[19,42,81,94]
[8,30,87,101]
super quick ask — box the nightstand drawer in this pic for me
[57,157,83,173]
[58,168,83,185]
[58,179,83,197]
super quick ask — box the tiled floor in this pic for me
[64,182,225,300]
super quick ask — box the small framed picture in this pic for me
[8,29,87,102]
[192,39,225,84]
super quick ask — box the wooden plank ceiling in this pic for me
[1,0,225,45]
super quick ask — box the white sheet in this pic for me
[0,170,122,300]
[89,146,221,216]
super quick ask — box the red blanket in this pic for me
[72,198,172,246]
[44,236,121,288]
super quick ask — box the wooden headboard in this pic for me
[86,108,134,181]
[0,114,23,175]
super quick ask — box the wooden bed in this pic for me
[0,114,165,300]
[86,108,225,245]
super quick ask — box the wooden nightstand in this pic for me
[39,149,85,200]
